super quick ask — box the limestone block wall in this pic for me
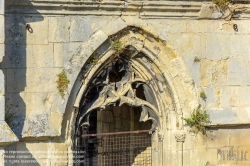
[2,0,250,165]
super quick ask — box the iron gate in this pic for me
[79,130,152,166]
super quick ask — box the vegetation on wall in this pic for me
[110,39,123,53]
[200,90,207,100]
[87,52,100,65]
[57,71,70,98]
[193,56,200,63]
[212,0,232,7]
[183,107,210,134]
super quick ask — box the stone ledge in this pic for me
[6,0,202,18]
[206,108,250,127]
[6,0,250,19]
[0,121,19,146]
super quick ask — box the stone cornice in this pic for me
[6,1,203,18]
[2,0,204,18]
[6,0,250,19]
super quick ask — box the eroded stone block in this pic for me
[70,17,112,42]
[208,108,240,124]
[7,68,58,93]
[200,59,228,86]
[204,34,230,60]
[0,15,4,44]
[101,18,127,36]
[54,42,82,68]
[5,16,48,45]
[228,57,250,85]
[0,96,4,121]
[238,87,250,107]
[32,44,53,68]
[0,121,19,146]
[49,17,70,43]
[231,35,250,57]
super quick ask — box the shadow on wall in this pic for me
[0,0,43,163]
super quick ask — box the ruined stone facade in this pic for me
[1,0,250,165]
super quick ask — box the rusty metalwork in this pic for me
[80,131,152,166]
[81,130,154,137]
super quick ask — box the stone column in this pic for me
[175,131,186,166]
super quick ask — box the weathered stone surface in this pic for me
[25,17,49,45]
[238,87,250,107]
[0,147,4,166]
[230,35,250,57]
[228,57,250,85]
[0,0,4,15]
[202,86,216,107]
[0,44,4,62]
[204,34,231,60]
[101,17,127,36]
[54,42,82,68]
[0,70,4,96]
[5,16,48,45]
[70,16,112,42]
[206,129,230,148]
[49,17,70,43]
[0,96,4,121]
[32,44,53,67]
[6,68,58,93]
[200,59,228,86]
[207,108,240,124]
[2,3,250,165]
[67,30,108,72]
[186,20,220,33]
[0,121,19,146]
[148,20,187,38]
[2,44,31,68]
[221,86,238,107]
[0,15,4,44]
[22,113,58,138]
[50,111,63,135]
[198,4,231,19]
[3,44,53,68]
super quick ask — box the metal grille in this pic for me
[81,130,152,166]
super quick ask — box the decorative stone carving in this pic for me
[174,132,186,142]
[75,52,161,134]
[158,131,164,141]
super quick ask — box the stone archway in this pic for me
[62,22,198,166]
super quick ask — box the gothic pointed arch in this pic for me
[70,25,198,138]
[59,22,199,166]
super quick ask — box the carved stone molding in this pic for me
[5,0,250,19]
[158,131,164,141]
[174,131,186,142]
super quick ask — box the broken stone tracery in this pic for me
[76,53,161,134]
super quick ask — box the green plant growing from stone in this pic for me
[110,39,123,53]
[193,56,200,63]
[87,52,100,65]
[200,90,207,100]
[183,107,210,134]
[212,0,232,7]
[57,71,70,98]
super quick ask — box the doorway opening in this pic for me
[74,54,160,166]
[80,105,152,166]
